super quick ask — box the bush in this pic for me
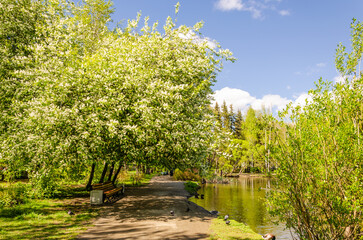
[206,175,230,184]
[130,173,144,186]
[30,174,58,198]
[184,181,200,195]
[0,182,29,208]
[268,20,363,239]
[173,169,201,181]
[116,170,129,183]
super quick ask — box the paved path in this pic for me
[77,176,213,240]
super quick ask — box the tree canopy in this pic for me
[0,0,233,195]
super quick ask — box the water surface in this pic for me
[190,176,294,240]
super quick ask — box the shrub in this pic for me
[184,181,200,194]
[206,175,230,184]
[173,169,201,181]
[0,182,29,208]
[30,173,58,198]
[116,170,129,183]
[130,173,144,186]
[268,20,363,239]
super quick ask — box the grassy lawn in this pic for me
[0,198,99,240]
[117,171,156,186]
[209,217,262,240]
[0,171,156,239]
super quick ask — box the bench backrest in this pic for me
[92,181,114,191]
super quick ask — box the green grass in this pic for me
[209,217,262,240]
[0,198,99,240]
[0,170,157,239]
[0,181,98,239]
[136,172,155,185]
[118,171,156,186]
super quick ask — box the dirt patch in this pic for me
[77,176,214,240]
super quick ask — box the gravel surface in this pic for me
[77,175,213,240]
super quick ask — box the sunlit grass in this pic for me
[117,170,156,186]
[0,198,99,240]
[0,170,157,239]
[209,217,262,240]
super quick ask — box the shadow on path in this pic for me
[77,176,213,240]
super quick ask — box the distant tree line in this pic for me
[207,101,280,176]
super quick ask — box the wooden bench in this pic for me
[91,181,124,203]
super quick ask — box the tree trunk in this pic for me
[99,162,108,183]
[112,162,122,184]
[86,163,96,191]
[107,162,115,182]
[124,162,128,171]
[215,153,218,175]
[136,163,140,174]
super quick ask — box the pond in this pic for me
[190,176,295,240]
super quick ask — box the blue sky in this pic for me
[109,0,363,113]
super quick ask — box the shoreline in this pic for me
[76,175,263,239]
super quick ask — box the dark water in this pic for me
[190,177,295,240]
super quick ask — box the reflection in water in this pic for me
[190,177,294,240]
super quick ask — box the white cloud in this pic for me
[212,87,255,112]
[279,10,290,16]
[334,75,345,83]
[260,94,291,110]
[296,62,327,76]
[215,0,263,19]
[204,37,218,49]
[212,87,305,114]
[215,0,244,11]
[316,62,326,68]
[250,7,263,19]
[178,30,218,49]
[292,92,312,107]
[215,0,289,19]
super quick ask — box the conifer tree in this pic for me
[234,109,243,139]
[213,102,222,125]
[221,101,230,131]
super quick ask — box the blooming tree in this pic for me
[0,0,233,194]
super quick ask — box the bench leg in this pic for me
[103,191,124,204]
